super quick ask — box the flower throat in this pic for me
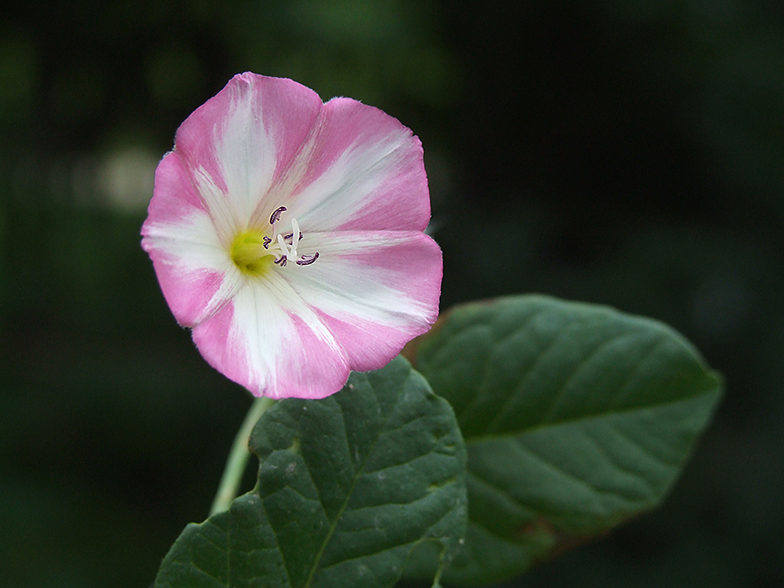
[230,206,319,277]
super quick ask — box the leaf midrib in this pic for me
[463,383,720,446]
[300,378,409,587]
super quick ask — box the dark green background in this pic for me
[1,1,781,587]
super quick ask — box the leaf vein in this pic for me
[466,386,718,445]
[511,436,645,504]
[302,375,411,586]
[484,314,586,434]
[539,329,649,424]
[456,309,548,424]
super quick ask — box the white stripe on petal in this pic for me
[214,82,278,224]
[221,272,350,398]
[292,131,413,230]
[143,208,249,325]
[277,98,429,232]
[143,210,229,274]
[190,166,242,247]
[281,230,442,369]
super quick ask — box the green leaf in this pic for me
[153,356,467,588]
[404,295,723,585]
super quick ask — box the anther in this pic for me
[269,206,287,225]
[296,253,320,266]
[262,236,272,249]
[274,255,288,267]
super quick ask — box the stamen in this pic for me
[269,206,287,225]
[230,213,317,275]
[296,253,320,266]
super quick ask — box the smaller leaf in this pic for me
[153,356,467,588]
[404,295,723,585]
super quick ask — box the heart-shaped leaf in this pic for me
[404,295,723,585]
[153,356,467,588]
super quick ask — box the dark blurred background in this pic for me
[1,1,782,587]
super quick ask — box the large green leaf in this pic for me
[153,356,467,588]
[404,295,723,585]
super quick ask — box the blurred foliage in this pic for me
[1,1,783,587]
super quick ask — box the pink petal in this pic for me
[173,72,324,227]
[141,152,239,326]
[284,97,430,233]
[191,276,351,399]
[143,73,327,328]
[283,230,442,371]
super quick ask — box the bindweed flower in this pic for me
[141,73,442,399]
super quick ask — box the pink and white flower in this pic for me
[141,73,442,399]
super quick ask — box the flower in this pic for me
[141,73,442,399]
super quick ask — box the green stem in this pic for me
[209,395,275,516]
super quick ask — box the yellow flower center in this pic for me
[230,230,275,276]
[229,207,319,277]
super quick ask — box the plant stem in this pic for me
[209,395,275,516]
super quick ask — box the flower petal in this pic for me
[283,230,442,371]
[173,72,324,230]
[283,97,430,232]
[191,275,351,399]
[141,152,242,326]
